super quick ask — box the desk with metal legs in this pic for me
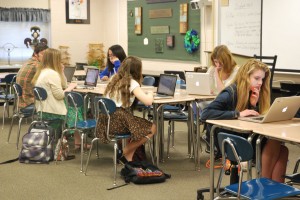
[152,92,195,167]
[205,119,300,200]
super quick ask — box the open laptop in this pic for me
[185,72,212,95]
[76,68,99,89]
[154,74,177,99]
[64,66,76,82]
[239,96,300,123]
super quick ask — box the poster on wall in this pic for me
[66,0,90,24]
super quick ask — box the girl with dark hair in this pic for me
[99,44,127,81]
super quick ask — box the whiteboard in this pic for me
[219,0,261,56]
[262,0,300,70]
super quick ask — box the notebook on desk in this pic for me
[185,72,212,95]
[239,96,300,123]
[154,74,177,99]
[76,68,99,89]
[64,66,76,82]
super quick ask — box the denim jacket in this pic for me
[201,84,239,120]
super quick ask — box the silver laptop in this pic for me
[185,72,212,95]
[154,74,177,99]
[239,96,300,123]
[64,66,76,82]
[76,68,99,88]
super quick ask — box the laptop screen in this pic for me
[64,66,76,82]
[157,74,177,96]
[85,68,99,87]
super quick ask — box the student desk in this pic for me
[205,119,300,200]
[188,94,216,169]
[152,91,196,167]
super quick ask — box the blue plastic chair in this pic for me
[216,132,300,199]
[57,92,96,172]
[7,83,35,149]
[0,74,17,130]
[84,97,132,187]
[33,86,64,140]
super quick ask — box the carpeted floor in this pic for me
[0,108,299,200]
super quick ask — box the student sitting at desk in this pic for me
[16,43,48,108]
[202,45,239,150]
[99,44,127,81]
[32,48,85,149]
[201,59,288,182]
[96,56,156,164]
[208,45,239,95]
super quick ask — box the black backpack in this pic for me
[121,160,171,184]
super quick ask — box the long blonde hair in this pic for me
[104,56,142,108]
[232,59,270,114]
[211,45,237,74]
[32,48,65,87]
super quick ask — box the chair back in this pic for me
[142,76,155,86]
[12,83,22,112]
[3,74,16,95]
[65,92,84,127]
[94,97,116,142]
[217,132,253,163]
[33,86,48,121]
[253,55,277,93]
[164,70,186,82]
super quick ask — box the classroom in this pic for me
[0,0,300,200]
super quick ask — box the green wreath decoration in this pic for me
[184,29,200,54]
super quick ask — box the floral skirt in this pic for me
[96,107,152,144]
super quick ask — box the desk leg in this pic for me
[256,135,264,178]
[247,134,256,180]
[159,105,164,162]
[153,103,159,166]
[195,101,201,171]
[210,125,217,200]
[188,101,197,169]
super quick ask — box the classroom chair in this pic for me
[84,97,154,188]
[212,132,300,200]
[7,83,35,149]
[33,86,65,141]
[0,74,17,130]
[57,92,96,172]
[253,55,277,98]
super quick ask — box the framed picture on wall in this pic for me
[66,0,90,24]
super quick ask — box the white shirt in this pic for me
[106,79,140,107]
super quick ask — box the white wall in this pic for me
[1,0,212,73]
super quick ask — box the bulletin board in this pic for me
[127,0,201,62]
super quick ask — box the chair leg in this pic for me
[113,142,118,186]
[84,137,98,175]
[147,140,154,164]
[171,121,175,147]
[16,117,23,150]
[2,102,7,130]
[7,115,16,143]
[167,121,172,159]
[80,133,84,172]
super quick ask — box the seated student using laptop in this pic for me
[32,48,87,150]
[96,56,156,164]
[201,59,288,183]
[99,44,127,81]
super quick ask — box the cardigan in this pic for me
[35,68,67,116]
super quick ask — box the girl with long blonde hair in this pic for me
[201,59,288,182]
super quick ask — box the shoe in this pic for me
[117,149,128,165]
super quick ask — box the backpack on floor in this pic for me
[19,121,54,164]
[121,160,171,184]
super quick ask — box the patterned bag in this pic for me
[19,121,54,164]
